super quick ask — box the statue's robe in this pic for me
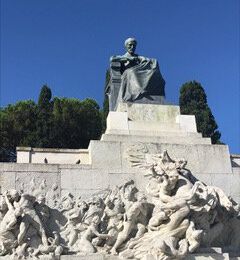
[117,54,165,103]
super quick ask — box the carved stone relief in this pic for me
[0,150,239,259]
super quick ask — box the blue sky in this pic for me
[1,0,239,153]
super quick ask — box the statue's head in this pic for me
[92,215,101,225]
[125,37,137,55]
[6,189,21,202]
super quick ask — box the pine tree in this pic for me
[51,97,102,148]
[0,85,103,161]
[0,101,38,161]
[179,81,221,144]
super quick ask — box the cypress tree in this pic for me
[179,81,221,144]
[35,85,53,147]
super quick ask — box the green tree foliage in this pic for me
[179,81,221,144]
[38,85,52,109]
[35,85,53,147]
[0,85,103,161]
[0,100,38,161]
[52,97,102,148]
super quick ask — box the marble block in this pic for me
[116,102,180,123]
[106,111,129,135]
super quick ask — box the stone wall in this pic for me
[1,160,239,203]
[2,103,239,203]
[17,147,89,164]
[0,103,239,259]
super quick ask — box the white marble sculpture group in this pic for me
[0,148,239,259]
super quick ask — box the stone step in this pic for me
[186,253,230,259]
[101,133,212,145]
[196,247,223,254]
[128,128,201,136]
[106,129,202,137]
[141,253,232,260]
[0,252,234,260]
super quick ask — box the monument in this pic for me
[0,38,240,259]
[106,38,165,111]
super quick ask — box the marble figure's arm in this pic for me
[4,192,14,211]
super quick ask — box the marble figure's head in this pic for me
[125,37,137,55]
[7,189,21,202]
[92,215,101,225]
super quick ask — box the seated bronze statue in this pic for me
[106,38,165,111]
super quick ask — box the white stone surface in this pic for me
[16,147,31,163]
[128,120,181,132]
[61,255,106,260]
[16,104,214,165]
[116,102,180,123]
[1,163,239,203]
[15,170,60,195]
[103,103,210,146]
[0,171,15,193]
[101,133,211,145]
[231,154,240,167]
[176,114,198,132]
[12,256,60,259]
[106,111,129,134]
[89,140,122,171]
[1,152,239,259]
[17,147,89,164]
[0,254,236,259]
[120,142,232,175]
[1,103,240,259]
[61,168,109,191]
[186,253,230,259]
[143,254,231,260]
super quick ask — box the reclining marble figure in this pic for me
[0,150,239,259]
[106,38,166,110]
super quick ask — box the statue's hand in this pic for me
[126,56,138,62]
[119,57,128,62]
